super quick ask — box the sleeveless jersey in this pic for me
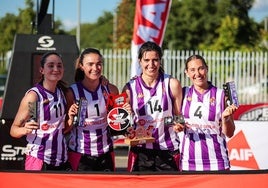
[25,84,68,166]
[67,82,113,156]
[126,73,180,151]
[180,83,230,171]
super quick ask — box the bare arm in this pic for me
[64,88,76,134]
[221,103,237,138]
[169,78,183,115]
[169,77,184,132]
[10,91,39,138]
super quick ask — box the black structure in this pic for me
[0,0,79,170]
[1,34,78,120]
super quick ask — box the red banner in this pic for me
[131,0,172,77]
[233,103,268,121]
[1,172,268,188]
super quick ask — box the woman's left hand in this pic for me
[222,104,238,119]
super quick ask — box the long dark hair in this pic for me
[74,48,104,82]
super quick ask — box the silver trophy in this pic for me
[223,81,239,107]
[28,101,39,127]
[73,98,88,127]
[164,114,185,126]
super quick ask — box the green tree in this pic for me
[165,0,219,50]
[116,0,135,49]
[209,16,240,51]
[70,0,136,50]
[215,0,260,50]
[69,11,115,49]
[17,0,35,34]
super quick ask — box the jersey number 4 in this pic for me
[194,106,202,119]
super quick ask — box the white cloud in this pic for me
[62,19,78,31]
[252,0,268,10]
[249,0,268,22]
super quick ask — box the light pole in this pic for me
[76,0,81,49]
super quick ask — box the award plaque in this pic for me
[124,125,155,146]
[107,107,130,132]
[73,97,88,127]
[28,101,39,122]
[223,81,239,107]
[107,93,127,112]
[107,93,131,136]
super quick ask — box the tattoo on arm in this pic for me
[19,119,26,127]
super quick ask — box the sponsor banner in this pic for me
[1,171,268,188]
[131,0,172,77]
[233,103,268,121]
[228,121,268,170]
[177,120,268,171]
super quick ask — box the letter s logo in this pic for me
[38,36,54,48]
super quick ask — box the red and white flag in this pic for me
[131,0,172,77]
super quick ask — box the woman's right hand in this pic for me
[23,120,39,135]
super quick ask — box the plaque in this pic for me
[73,97,88,127]
[223,81,239,107]
[107,93,131,136]
[28,101,39,126]
[107,107,130,132]
[124,125,155,146]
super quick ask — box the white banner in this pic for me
[228,120,268,170]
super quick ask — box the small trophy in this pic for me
[223,81,239,107]
[164,114,185,126]
[73,97,88,127]
[28,101,39,127]
[107,93,130,136]
[124,125,155,146]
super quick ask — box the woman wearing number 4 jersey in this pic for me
[173,54,238,171]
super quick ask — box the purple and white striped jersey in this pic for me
[25,84,68,166]
[180,83,230,171]
[67,82,113,156]
[127,73,180,151]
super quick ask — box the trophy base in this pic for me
[124,137,155,146]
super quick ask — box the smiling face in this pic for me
[139,50,161,77]
[80,53,103,81]
[185,58,208,89]
[40,54,64,82]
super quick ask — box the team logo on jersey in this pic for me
[41,123,49,131]
[210,97,216,106]
[107,107,130,131]
[137,93,144,98]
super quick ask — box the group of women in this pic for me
[10,41,238,172]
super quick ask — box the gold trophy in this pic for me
[124,124,155,146]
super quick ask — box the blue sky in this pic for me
[0,0,267,30]
[0,0,121,30]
